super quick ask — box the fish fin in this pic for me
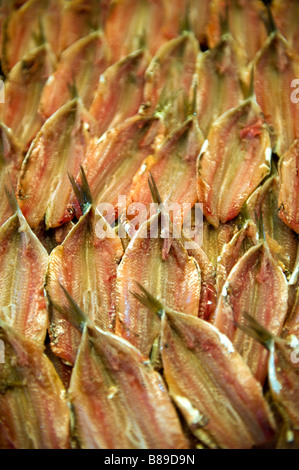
[148,172,163,206]
[67,78,79,100]
[235,311,275,351]
[264,3,277,34]
[130,282,165,319]
[32,18,46,46]
[47,283,91,333]
[4,181,19,215]
[68,166,93,215]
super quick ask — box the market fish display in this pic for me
[18,98,98,229]
[0,320,70,449]
[132,286,276,449]
[71,114,164,222]
[2,0,61,73]
[197,95,271,227]
[0,123,23,227]
[253,30,299,156]
[39,31,111,119]
[45,169,123,365]
[0,44,56,149]
[143,32,199,127]
[0,0,298,450]
[214,242,288,384]
[195,33,244,137]
[206,0,267,64]
[127,116,204,223]
[278,140,299,235]
[67,312,188,449]
[90,49,149,137]
[115,208,200,358]
[0,192,48,343]
[246,174,298,276]
[236,313,299,444]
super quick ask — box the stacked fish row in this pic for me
[0,0,298,449]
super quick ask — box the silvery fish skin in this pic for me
[0,320,70,449]
[278,139,299,234]
[246,175,298,277]
[214,242,288,384]
[195,33,244,137]
[0,44,56,150]
[197,97,271,228]
[46,204,123,366]
[2,0,62,73]
[0,207,48,343]
[0,123,23,228]
[68,325,189,449]
[143,32,199,126]
[159,306,276,448]
[17,98,98,229]
[253,31,299,156]
[115,212,201,358]
[39,31,111,119]
[90,49,150,137]
[127,117,204,224]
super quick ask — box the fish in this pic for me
[183,239,217,321]
[69,323,189,449]
[0,191,48,343]
[197,95,271,227]
[201,219,239,268]
[195,33,244,137]
[2,0,62,73]
[143,32,199,127]
[59,288,189,449]
[17,98,98,229]
[236,312,299,445]
[246,174,298,277]
[206,0,267,64]
[253,30,299,156]
[115,184,200,358]
[187,0,211,47]
[39,31,111,119]
[278,139,299,234]
[216,220,258,296]
[104,0,172,62]
[0,122,23,228]
[71,114,165,222]
[45,168,123,365]
[90,49,149,137]
[127,116,204,225]
[214,241,288,384]
[0,319,70,449]
[0,44,56,149]
[132,286,277,449]
[58,0,103,53]
[272,0,299,54]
